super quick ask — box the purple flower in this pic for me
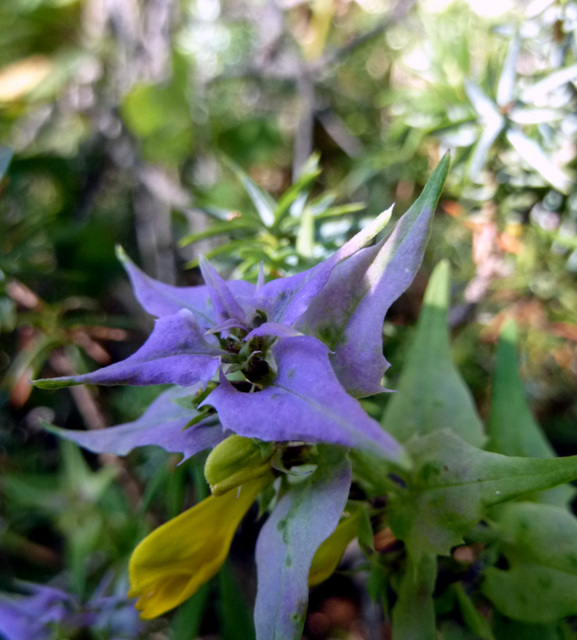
[34,154,449,465]
[31,157,449,640]
[0,582,143,640]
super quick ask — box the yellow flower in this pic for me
[129,474,271,618]
[308,507,362,586]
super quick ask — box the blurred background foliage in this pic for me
[1,0,576,638]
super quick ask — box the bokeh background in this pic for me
[1,0,576,638]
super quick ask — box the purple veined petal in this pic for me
[296,240,381,346]
[330,207,434,397]
[118,247,256,328]
[256,206,394,327]
[118,247,215,326]
[47,386,226,460]
[244,322,304,341]
[199,256,247,324]
[296,236,393,397]
[201,336,404,462]
[33,310,224,390]
[298,154,450,397]
[254,447,351,640]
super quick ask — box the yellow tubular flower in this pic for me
[308,508,362,586]
[129,474,272,618]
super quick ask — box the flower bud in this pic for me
[205,435,274,496]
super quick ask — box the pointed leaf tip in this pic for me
[488,318,574,505]
[381,260,485,447]
[31,377,82,390]
[115,244,127,262]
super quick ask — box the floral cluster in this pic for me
[32,156,449,638]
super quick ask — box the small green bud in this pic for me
[205,435,274,496]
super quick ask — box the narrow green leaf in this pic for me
[465,80,502,122]
[274,154,321,224]
[171,583,211,640]
[296,207,314,258]
[387,430,577,558]
[382,261,485,447]
[225,158,277,227]
[219,562,256,640]
[483,502,577,623]
[179,219,256,246]
[521,64,577,104]
[184,238,256,268]
[506,129,572,194]
[488,320,574,506]
[313,202,365,220]
[468,117,503,181]
[497,36,520,107]
[6,335,62,389]
[392,553,437,640]
[453,583,495,640]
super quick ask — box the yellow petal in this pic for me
[308,508,362,586]
[129,474,271,618]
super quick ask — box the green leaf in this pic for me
[468,116,504,181]
[453,583,495,640]
[521,64,577,104]
[391,552,437,640]
[313,202,365,220]
[387,430,577,558]
[483,502,577,623]
[274,154,321,224]
[184,238,257,269]
[218,562,256,640]
[179,219,256,247]
[171,582,211,640]
[494,616,564,640]
[487,321,574,507]
[381,261,485,447]
[496,36,520,107]
[506,129,572,194]
[224,158,277,228]
[296,206,314,258]
[4,335,62,390]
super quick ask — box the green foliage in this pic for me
[381,261,485,447]
[180,154,365,277]
[484,502,577,623]
[388,430,577,560]
[391,553,437,640]
[488,321,575,506]
[376,262,577,637]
